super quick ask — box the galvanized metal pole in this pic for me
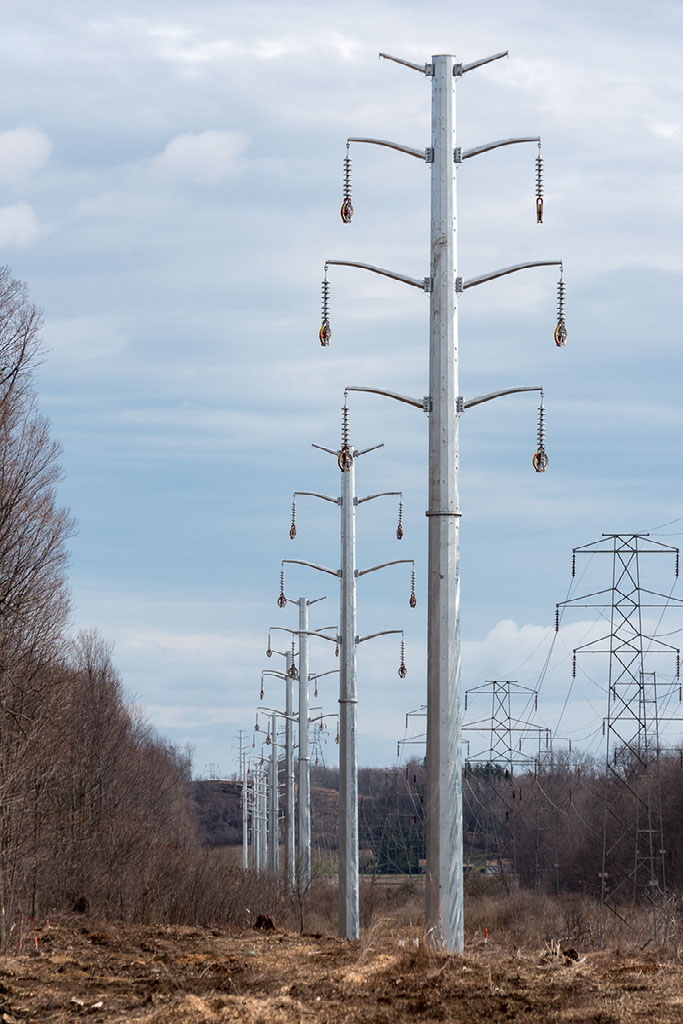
[241,735,249,870]
[268,713,279,874]
[297,598,311,889]
[425,53,464,952]
[339,440,359,938]
[253,765,261,872]
[259,765,268,873]
[285,667,296,890]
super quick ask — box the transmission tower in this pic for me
[557,533,683,943]
[462,681,545,887]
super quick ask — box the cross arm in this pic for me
[357,491,402,505]
[348,137,429,161]
[282,558,340,578]
[357,628,403,644]
[461,136,539,161]
[356,559,414,578]
[346,385,427,411]
[460,260,562,291]
[462,385,542,410]
[326,260,431,292]
[294,490,340,505]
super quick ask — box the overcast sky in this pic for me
[1,0,682,775]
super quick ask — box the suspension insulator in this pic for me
[555,607,559,632]
[289,501,296,540]
[341,146,354,223]
[572,552,576,577]
[554,274,567,347]
[533,396,549,472]
[409,570,417,608]
[535,144,544,224]
[398,639,407,679]
[320,272,331,346]
[397,500,404,540]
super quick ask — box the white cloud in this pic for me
[0,201,41,246]
[151,130,247,184]
[0,127,52,186]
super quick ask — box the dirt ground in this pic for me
[0,917,682,1023]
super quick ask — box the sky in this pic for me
[1,0,682,776]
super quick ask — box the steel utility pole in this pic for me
[267,713,279,874]
[240,731,249,870]
[322,49,565,951]
[262,644,299,891]
[269,609,333,891]
[281,402,415,939]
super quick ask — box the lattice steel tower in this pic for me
[557,533,682,942]
[463,680,545,885]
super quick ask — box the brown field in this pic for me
[2,891,683,1023]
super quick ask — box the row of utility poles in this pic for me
[238,46,565,952]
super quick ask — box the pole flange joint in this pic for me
[425,509,462,517]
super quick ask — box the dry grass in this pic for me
[2,909,683,1022]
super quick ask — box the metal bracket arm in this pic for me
[357,628,404,644]
[460,260,562,291]
[454,51,508,76]
[272,626,339,644]
[356,559,414,578]
[355,443,384,457]
[294,490,340,505]
[462,385,543,411]
[461,136,540,161]
[357,491,402,505]
[348,137,430,162]
[282,558,340,578]
[379,52,433,75]
[326,260,431,292]
[345,385,427,411]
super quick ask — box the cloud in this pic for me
[151,130,247,184]
[0,201,41,246]
[0,127,52,186]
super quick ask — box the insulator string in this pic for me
[554,266,567,347]
[289,500,296,540]
[396,499,404,540]
[319,266,331,346]
[532,391,549,473]
[278,569,287,608]
[409,569,417,608]
[288,640,298,680]
[338,402,353,471]
[341,141,354,223]
[535,141,543,224]
[398,638,407,679]
[266,633,272,658]
[571,552,576,577]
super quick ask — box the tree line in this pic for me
[0,266,272,942]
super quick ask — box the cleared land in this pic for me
[1,915,682,1022]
